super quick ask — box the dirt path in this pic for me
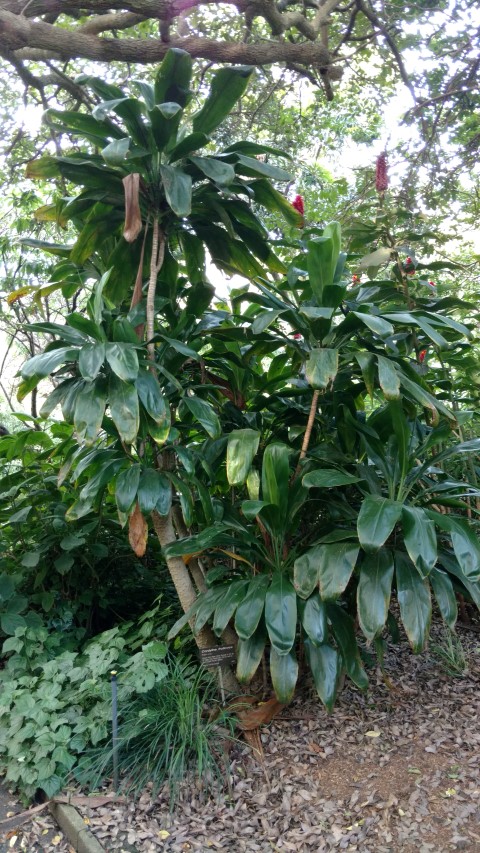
[2,623,479,852]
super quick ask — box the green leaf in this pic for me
[234,575,270,640]
[137,468,165,514]
[294,547,320,599]
[155,474,172,516]
[135,370,170,430]
[252,309,285,334]
[234,155,291,182]
[183,396,221,439]
[306,348,338,390]
[212,579,249,636]
[226,429,260,486]
[194,587,227,634]
[302,469,360,488]
[318,542,359,600]
[265,573,297,655]
[190,156,235,185]
[21,347,78,379]
[428,511,480,581]
[357,495,403,552]
[101,137,130,165]
[236,624,266,683]
[270,647,298,703]
[301,593,327,646]
[105,342,139,382]
[429,568,457,630]
[356,352,375,398]
[377,356,400,400]
[115,465,141,513]
[78,343,105,381]
[67,312,105,341]
[304,640,340,712]
[395,552,431,652]
[250,179,302,226]
[261,443,290,524]
[192,66,253,135]
[357,549,394,642]
[154,48,192,107]
[74,380,107,445]
[327,603,369,689]
[160,165,192,217]
[352,312,394,337]
[1,613,26,635]
[108,375,139,444]
[307,236,335,301]
[402,506,437,577]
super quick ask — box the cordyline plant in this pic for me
[17,50,480,715]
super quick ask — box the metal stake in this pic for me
[110,671,119,791]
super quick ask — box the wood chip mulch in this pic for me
[3,623,480,853]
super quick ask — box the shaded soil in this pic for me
[2,623,479,852]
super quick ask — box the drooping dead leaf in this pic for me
[129,502,148,556]
[122,173,142,243]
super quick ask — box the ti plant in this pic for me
[14,49,480,709]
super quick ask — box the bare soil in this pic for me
[2,622,479,853]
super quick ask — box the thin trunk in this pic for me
[172,505,207,593]
[147,219,165,362]
[292,389,320,480]
[151,509,240,694]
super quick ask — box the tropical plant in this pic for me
[9,49,480,717]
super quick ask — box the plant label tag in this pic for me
[199,645,236,668]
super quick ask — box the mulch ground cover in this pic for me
[2,621,479,852]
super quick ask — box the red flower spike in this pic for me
[428,280,436,288]
[292,333,302,340]
[406,257,412,264]
[292,195,304,215]
[375,153,388,192]
[419,349,427,363]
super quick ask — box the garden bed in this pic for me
[2,623,479,852]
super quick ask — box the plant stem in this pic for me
[146,218,165,362]
[292,389,320,480]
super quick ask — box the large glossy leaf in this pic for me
[154,48,192,107]
[78,343,105,382]
[137,468,166,514]
[226,429,260,486]
[270,647,298,704]
[236,624,267,683]
[190,156,235,185]
[429,567,457,630]
[307,237,334,301]
[108,375,139,444]
[357,495,403,552]
[356,352,375,398]
[304,640,340,712]
[357,549,394,642]
[192,66,253,135]
[212,579,249,636]
[395,552,431,652]
[21,347,78,379]
[115,464,141,513]
[377,355,400,400]
[427,511,480,581]
[234,575,270,640]
[261,443,290,521]
[303,469,360,488]
[265,573,297,655]
[402,506,437,577]
[352,312,394,337]
[234,154,291,182]
[135,370,169,429]
[73,379,107,446]
[39,379,76,418]
[160,165,192,217]
[155,474,172,516]
[250,179,302,226]
[194,587,227,635]
[306,348,338,390]
[327,603,369,689]
[183,396,221,439]
[301,593,327,646]
[105,342,139,382]
[318,542,359,600]
[294,547,321,599]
